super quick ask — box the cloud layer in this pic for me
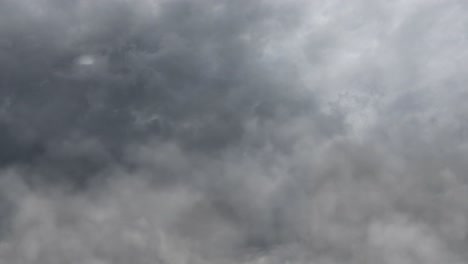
[1,0,468,263]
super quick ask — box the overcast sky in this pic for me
[1,0,468,263]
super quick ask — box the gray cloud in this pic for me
[1,0,468,263]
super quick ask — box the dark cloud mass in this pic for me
[1,0,468,263]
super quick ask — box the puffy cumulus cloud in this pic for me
[1,0,468,263]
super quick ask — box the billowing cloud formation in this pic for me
[0,0,468,263]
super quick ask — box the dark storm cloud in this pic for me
[1,0,468,263]
[0,0,329,185]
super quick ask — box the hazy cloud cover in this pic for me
[0,0,468,263]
